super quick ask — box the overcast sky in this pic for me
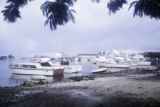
[0,0,160,56]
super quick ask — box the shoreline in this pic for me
[1,71,160,107]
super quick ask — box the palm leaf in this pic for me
[7,0,30,7]
[1,4,21,22]
[91,0,101,3]
[130,0,160,19]
[2,0,32,23]
[41,1,76,30]
[56,0,77,6]
[107,0,127,14]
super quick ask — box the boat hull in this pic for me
[92,68,107,73]
[11,68,54,76]
[63,65,82,73]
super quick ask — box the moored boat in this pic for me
[92,68,107,73]
[9,58,64,76]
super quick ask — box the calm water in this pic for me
[0,60,14,87]
[0,60,97,87]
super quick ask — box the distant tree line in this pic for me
[144,52,160,59]
[1,0,160,30]
[0,54,14,60]
[143,52,160,66]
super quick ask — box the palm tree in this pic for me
[1,0,160,30]
[41,0,76,30]
[2,0,76,30]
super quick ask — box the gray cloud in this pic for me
[0,0,160,56]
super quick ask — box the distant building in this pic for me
[77,54,98,62]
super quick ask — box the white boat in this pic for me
[94,55,108,63]
[51,57,82,73]
[63,64,82,73]
[95,51,155,71]
[9,58,64,76]
[128,56,153,70]
[92,68,107,73]
[100,63,130,72]
[97,59,130,72]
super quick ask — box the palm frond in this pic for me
[2,0,32,23]
[107,0,127,14]
[56,0,77,6]
[130,0,160,19]
[68,9,76,23]
[91,0,101,3]
[6,0,29,7]
[1,4,21,22]
[128,1,137,10]
[41,1,76,30]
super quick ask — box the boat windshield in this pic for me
[21,65,37,68]
[29,59,41,62]
[29,58,51,63]
[40,62,51,67]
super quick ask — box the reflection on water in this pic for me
[9,74,54,85]
[0,59,98,87]
[0,60,13,87]
[9,74,28,86]
[9,73,83,85]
